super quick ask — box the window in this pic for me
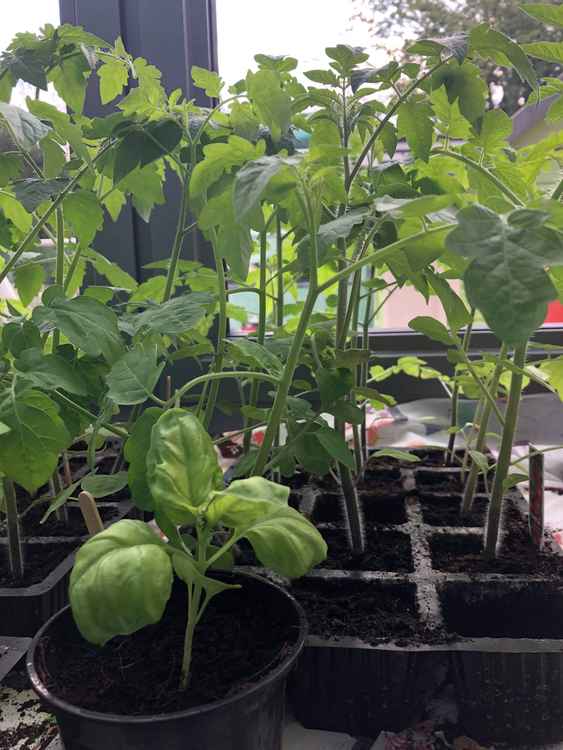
[215,0,563,334]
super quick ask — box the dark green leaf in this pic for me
[13,177,69,212]
[446,206,563,344]
[14,264,45,306]
[106,347,165,405]
[0,389,70,492]
[132,292,214,336]
[33,294,124,364]
[81,471,129,498]
[397,99,433,161]
[470,24,537,90]
[409,316,456,345]
[15,347,87,395]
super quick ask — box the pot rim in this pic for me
[27,570,307,725]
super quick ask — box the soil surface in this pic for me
[416,470,488,494]
[292,578,422,644]
[38,579,298,715]
[0,541,76,587]
[318,527,413,573]
[0,505,117,539]
[311,492,407,525]
[419,494,488,528]
[430,501,563,575]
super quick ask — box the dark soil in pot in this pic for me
[291,578,423,643]
[0,541,77,587]
[415,469,488,493]
[0,505,118,539]
[35,577,300,716]
[310,491,407,525]
[317,527,413,572]
[419,494,488,527]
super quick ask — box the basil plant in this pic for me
[69,409,326,689]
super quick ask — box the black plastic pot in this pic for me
[0,502,134,637]
[27,571,307,750]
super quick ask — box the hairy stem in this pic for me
[244,229,268,454]
[203,233,228,429]
[446,310,475,463]
[431,149,524,207]
[5,479,24,579]
[163,179,189,303]
[462,343,508,514]
[484,342,528,557]
[252,289,317,476]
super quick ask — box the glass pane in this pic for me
[215,0,563,333]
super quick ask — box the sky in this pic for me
[216,0,386,85]
[1,1,389,95]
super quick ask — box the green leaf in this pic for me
[190,136,263,198]
[373,448,420,463]
[15,348,87,395]
[147,409,224,525]
[317,368,354,406]
[124,407,164,512]
[315,425,355,470]
[13,177,69,212]
[120,163,165,222]
[49,54,90,114]
[469,450,490,476]
[0,193,32,232]
[0,389,70,493]
[426,271,470,331]
[41,136,67,178]
[521,4,563,27]
[470,25,538,90]
[191,66,223,98]
[98,58,129,104]
[69,520,173,646]
[209,482,326,577]
[0,102,50,150]
[247,69,291,141]
[304,69,339,85]
[112,120,183,183]
[172,550,237,596]
[106,347,165,405]
[504,472,528,490]
[33,294,124,364]
[539,357,563,400]
[446,206,563,344]
[233,155,288,220]
[41,479,81,524]
[328,399,364,425]
[227,338,283,376]
[409,316,456,346]
[325,44,369,73]
[408,34,468,63]
[132,292,214,336]
[472,109,513,155]
[64,190,104,247]
[397,99,433,161]
[81,247,137,291]
[431,61,486,124]
[0,152,23,186]
[81,471,129,498]
[522,42,563,64]
[14,264,45,306]
[27,99,89,163]
[216,221,253,280]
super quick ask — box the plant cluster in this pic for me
[1,5,563,686]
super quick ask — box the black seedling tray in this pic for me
[0,501,134,637]
[238,459,563,744]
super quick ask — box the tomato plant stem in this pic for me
[461,343,508,514]
[5,478,24,579]
[484,342,528,557]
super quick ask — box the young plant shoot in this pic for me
[69,410,327,688]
